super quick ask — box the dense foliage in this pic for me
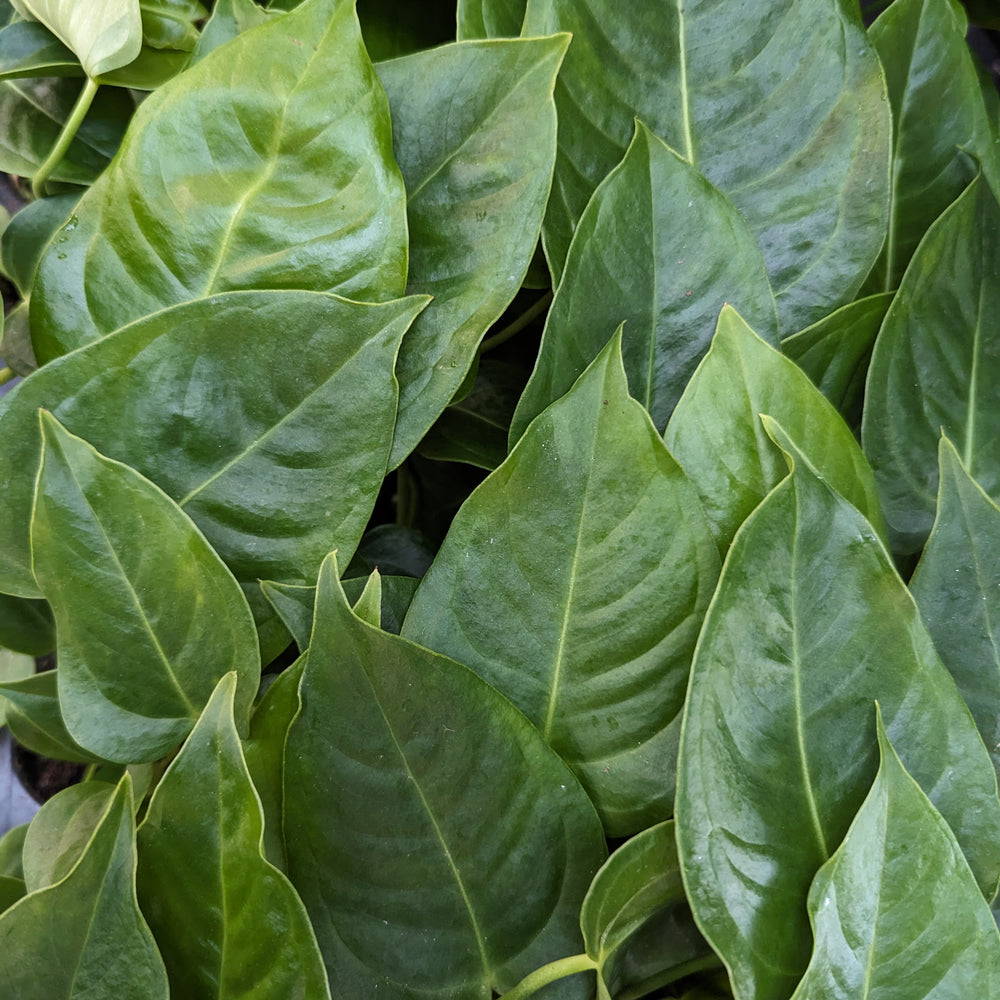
[0,0,999,997]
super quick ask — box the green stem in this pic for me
[480,290,553,353]
[499,954,598,1000]
[616,953,726,1000]
[0,367,15,387]
[32,76,100,199]
[395,461,418,528]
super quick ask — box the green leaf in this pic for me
[0,300,35,377]
[522,0,890,332]
[0,76,130,185]
[284,555,607,996]
[0,776,169,999]
[780,292,893,431]
[867,0,999,291]
[0,19,80,80]
[0,593,53,655]
[377,35,567,468]
[910,437,1000,779]
[665,306,886,549]
[789,710,1000,999]
[457,0,525,39]
[675,442,1000,1000]
[0,648,32,726]
[0,670,105,762]
[0,823,26,879]
[0,290,424,598]
[138,0,206,52]
[30,412,260,762]
[137,673,331,999]
[511,122,778,443]
[18,0,141,78]
[404,333,720,834]
[30,0,408,361]
[862,175,1000,554]
[0,190,79,294]
[191,0,272,61]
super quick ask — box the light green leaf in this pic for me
[377,35,567,468]
[30,0,408,361]
[780,292,893,431]
[862,175,1000,554]
[910,436,1000,779]
[0,648,32,727]
[789,711,1000,999]
[522,0,890,333]
[675,444,1000,1000]
[30,412,260,762]
[457,0,525,39]
[0,290,424,598]
[0,776,169,999]
[666,306,886,549]
[19,0,141,78]
[404,333,720,834]
[284,555,607,997]
[137,673,331,999]
[511,122,778,443]
[867,0,999,291]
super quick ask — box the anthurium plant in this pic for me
[1,0,999,996]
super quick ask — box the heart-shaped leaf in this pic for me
[30,413,260,762]
[284,554,607,997]
[30,0,408,361]
[377,34,568,467]
[511,121,778,443]
[665,306,886,549]
[789,710,1000,999]
[404,332,720,834]
[675,432,1000,1000]
[522,0,890,333]
[863,174,1000,554]
[137,673,331,999]
[0,776,169,999]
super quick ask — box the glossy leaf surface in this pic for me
[137,673,331,999]
[0,290,424,596]
[405,334,719,833]
[512,122,777,442]
[867,0,998,290]
[0,776,169,999]
[789,714,1000,999]
[863,175,1000,554]
[910,437,1000,777]
[0,20,79,79]
[0,190,79,294]
[676,445,1000,1000]
[666,307,885,549]
[31,0,408,360]
[522,0,890,333]
[30,413,260,762]
[377,35,567,467]
[284,555,607,997]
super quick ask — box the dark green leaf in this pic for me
[351,522,436,580]
[866,0,999,291]
[457,0,525,39]
[0,76,130,185]
[284,555,607,996]
[522,0,890,332]
[30,412,260,762]
[96,39,189,88]
[0,822,26,879]
[0,300,35,377]
[137,673,331,999]
[789,711,1000,999]
[910,436,1000,779]
[377,35,567,467]
[0,592,53,655]
[511,121,778,442]
[0,290,424,598]
[138,0,206,51]
[780,292,893,431]
[862,175,1000,554]
[676,439,1000,1000]
[665,306,886,549]
[0,19,79,80]
[404,333,719,834]
[0,190,79,293]
[30,0,408,361]
[0,776,169,999]
[0,670,102,762]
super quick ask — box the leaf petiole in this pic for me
[498,954,598,1000]
[32,76,100,199]
[480,291,553,353]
